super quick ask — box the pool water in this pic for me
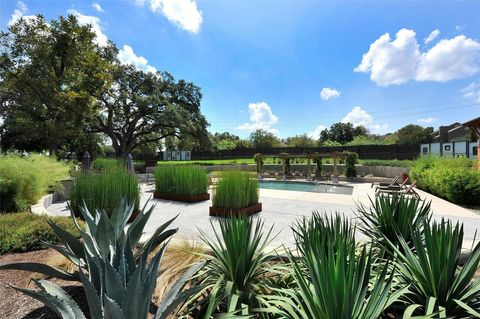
[259,181,353,195]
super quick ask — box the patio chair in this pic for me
[376,181,419,199]
[321,172,332,182]
[375,177,409,192]
[371,176,399,188]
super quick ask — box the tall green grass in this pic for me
[0,154,70,212]
[69,168,140,216]
[410,156,480,205]
[92,158,124,172]
[212,170,259,209]
[154,166,208,196]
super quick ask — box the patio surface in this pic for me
[47,182,480,250]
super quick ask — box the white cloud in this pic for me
[67,9,108,46]
[149,0,202,33]
[355,28,480,86]
[118,45,157,73]
[425,29,440,44]
[92,2,104,12]
[8,1,36,26]
[320,87,341,100]
[237,102,279,135]
[341,106,388,134]
[417,117,437,123]
[462,82,480,103]
[308,125,327,139]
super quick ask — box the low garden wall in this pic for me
[202,164,408,178]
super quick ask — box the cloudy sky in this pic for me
[1,0,480,138]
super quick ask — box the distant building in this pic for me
[420,116,479,160]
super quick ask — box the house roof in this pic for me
[464,116,480,128]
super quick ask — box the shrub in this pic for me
[0,154,70,212]
[212,170,259,209]
[344,151,358,178]
[69,168,140,216]
[92,157,124,172]
[154,166,208,195]
[410,156,480,205]
[0,212,81,253]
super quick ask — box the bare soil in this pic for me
[0,249,86,319]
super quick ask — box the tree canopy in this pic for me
[319,122,369,145]
[396,124,433,145]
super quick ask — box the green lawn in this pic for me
[157,158,256,165]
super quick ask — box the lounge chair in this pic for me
[375,177,409,192]
[376,181,420,199]
[371,176,400,188]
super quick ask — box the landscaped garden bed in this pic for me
[210,170,261,217]
[153,166,209,203]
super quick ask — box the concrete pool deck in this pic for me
[46,182,480,250]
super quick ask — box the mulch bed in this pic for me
[0,249,87,319]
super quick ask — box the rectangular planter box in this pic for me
[209,203,262,217]
[154,192,210,203]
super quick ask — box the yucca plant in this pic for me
[292,211,355,257]
[0,200,204,318]
[392,219,480,318]
[69,168,140,216]
[356,194,432,257]
[265,213,405,319]
[184,216,276,317]
[154,165,208,195]
[212,170,259,210]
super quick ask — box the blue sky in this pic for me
[1,0,480,138]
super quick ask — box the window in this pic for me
[422,147,429,154]
[474,146,478,155]
[444,145,451,151]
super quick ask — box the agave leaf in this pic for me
[44,242,85,267]
[104,261,126,305]
[45,218,86,261]
[0,262,79,281]
[155,261,206,319]
[79,267,103,319]
[95,209,116,258]
[10,279,86,319]
[131,214,178,255]
[104,296,126,319]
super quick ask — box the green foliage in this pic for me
[92,158,124,172]
[344,151,358,178]
[360,159,413,167]
[212,170,259,209]
[0,200,200,319]
[392,220,480,317]
[0,212,81,253]
[356,195,432,257]
[249,129,283,148]
[69,169,140,216]
[319,122,368,145]
[396,124,433,145]
[284,134,317,147]
[154,166,208,195]
[0,154,69,212]
[410,156,480,205]
[268,214,403,319]
[186,216,275,317]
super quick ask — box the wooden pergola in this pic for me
[464,116,480,171]
[255,152,349,183]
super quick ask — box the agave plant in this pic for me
[0,200,204,318]
[265,213,405,319]
[184,216,276,317]
[392,219,480,318]
[356,194,432,257]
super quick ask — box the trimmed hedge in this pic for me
[410,156,480,205]
[154,166,208,196]
[0,154,70,212]
[0,212,81,253]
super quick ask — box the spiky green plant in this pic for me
[185,216,276,317]
[69,168,140,216]
[0,200,204,319]
[356,194,432,257]
[392,219,480,318]
[266,215,405,319]
[292,211,355,258]
[92,158,124,172]
[154,166,208,196]
[212,170,259,210]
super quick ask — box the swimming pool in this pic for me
[259,181,353,195]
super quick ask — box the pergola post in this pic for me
[332,153,339,183]
[258,156,263,179]
[307,157,311,181]
[282,157,286,181]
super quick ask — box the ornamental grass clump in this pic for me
[154,165,208,196]
[92,157,124,172]
[212,170,259,210]
[69,168,139,216]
